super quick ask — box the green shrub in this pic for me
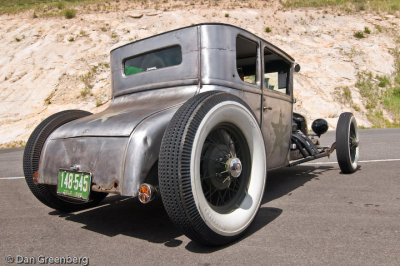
[354,31,365,39]
[394,87,400,97]
[364,26,371,34]
[377,75,390,87]
[64,9,76,19]
[265,27,272,33]
[96,98,103,107]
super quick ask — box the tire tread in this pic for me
[336,112,358,174]
[159,91,258,245]
[23,110,107,212]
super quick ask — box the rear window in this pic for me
[124,45,182,76]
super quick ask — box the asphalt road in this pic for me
[0,129,399,265]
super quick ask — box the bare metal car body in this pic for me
[37,23,296,196]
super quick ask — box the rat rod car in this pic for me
[23,23,359,246]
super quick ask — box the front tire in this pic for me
[336,112,359,174]
[159,92,266,245]
[23,110,107,212]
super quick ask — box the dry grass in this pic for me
[0,0,107,15]
[283,0,400,13]
[0,140,26,149]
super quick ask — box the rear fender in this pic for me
[120,106,180,196]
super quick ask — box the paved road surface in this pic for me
[0,129,399,265]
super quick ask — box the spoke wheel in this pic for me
[200,125,250,213]
[159,91,267,246]
[336,112,359,174]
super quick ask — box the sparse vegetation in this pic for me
[375,24,383,33]
[283,0,400,13]
[356,60,400,127]
[0,140,26,149]
[15,35,25,42]
[334,86,361,111]
[79,63,108,98]
[64,9,76,19]
[79,30,89,37]
[57,2,64,10]
[364,26,371,34]
[44,89,56,105]
[80,67,95,97]
[356,72,380,109]
[225,13,229,17]
[68,36,75,42]
[96,97,104,107]
[383,48,400,124]
[265,27,272,33]
[354,31,365,39]
[377,75,390,87]
[342,86,353,103]
[352,104,360,111]
[0,0,110,15]
[98,62,110,68]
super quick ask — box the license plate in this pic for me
[57,169,92,201]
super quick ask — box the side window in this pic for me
[264,47,290,95]
[236,36,258,85]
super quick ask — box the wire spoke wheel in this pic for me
[159,91,266,246]
[349,123,359,162]
[200,125,250,213]
[336,112,359,174]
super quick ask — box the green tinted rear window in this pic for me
[124,45,182,76]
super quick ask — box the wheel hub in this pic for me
[226,157,242,178]
[350,137,359,148]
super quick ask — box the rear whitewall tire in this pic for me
[191,101,266,236]
[159,91,267,245]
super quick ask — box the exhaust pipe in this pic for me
[138,183,157,204]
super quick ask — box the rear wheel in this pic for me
[336,112,359,174]
[23,110,107,212]
[159,92,267,245]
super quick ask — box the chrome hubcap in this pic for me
[226,157,242,178]
[200,124,251,211]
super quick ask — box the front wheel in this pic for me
[159,91,267,246]
[336,112,359,174]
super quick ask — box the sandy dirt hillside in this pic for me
[0,0,399,147]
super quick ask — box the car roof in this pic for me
[111,23,295,62]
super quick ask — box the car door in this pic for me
[261,46,293,170]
